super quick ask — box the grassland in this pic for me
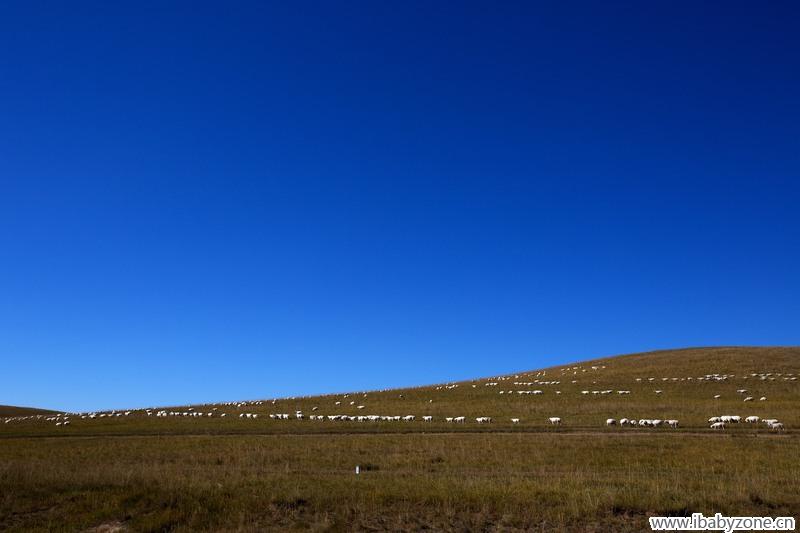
[0,405,57,418]
[1,347,798,531]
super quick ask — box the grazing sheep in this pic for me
[710,422,725,430]
[511,418,520,424]
[548,417,562,425]
[667,419,679,428]
[606,418,616,426]
[422,416,433,422]
[745,416,760,423]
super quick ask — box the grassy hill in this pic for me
[0,405,58,417]
[4,346,797,437]
[1,346,798,531]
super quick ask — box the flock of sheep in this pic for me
[708,415,784,431]
[254,413,564,425]
[2,411,787,432]
[2,365,794,432]
[606,418,679,428]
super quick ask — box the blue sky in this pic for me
[1,2,799,412]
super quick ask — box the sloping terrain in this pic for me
[1,347,798,532]
[3,346,797,436]
[0,405,57,417]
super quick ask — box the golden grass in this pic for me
[1,433,799,531]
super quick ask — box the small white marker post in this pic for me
[355,465,360,475]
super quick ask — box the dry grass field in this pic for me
[1,347,799,531]
[0,406,57,418]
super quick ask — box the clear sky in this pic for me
[1,2,799,412]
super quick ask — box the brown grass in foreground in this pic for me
[1,433,799,532]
